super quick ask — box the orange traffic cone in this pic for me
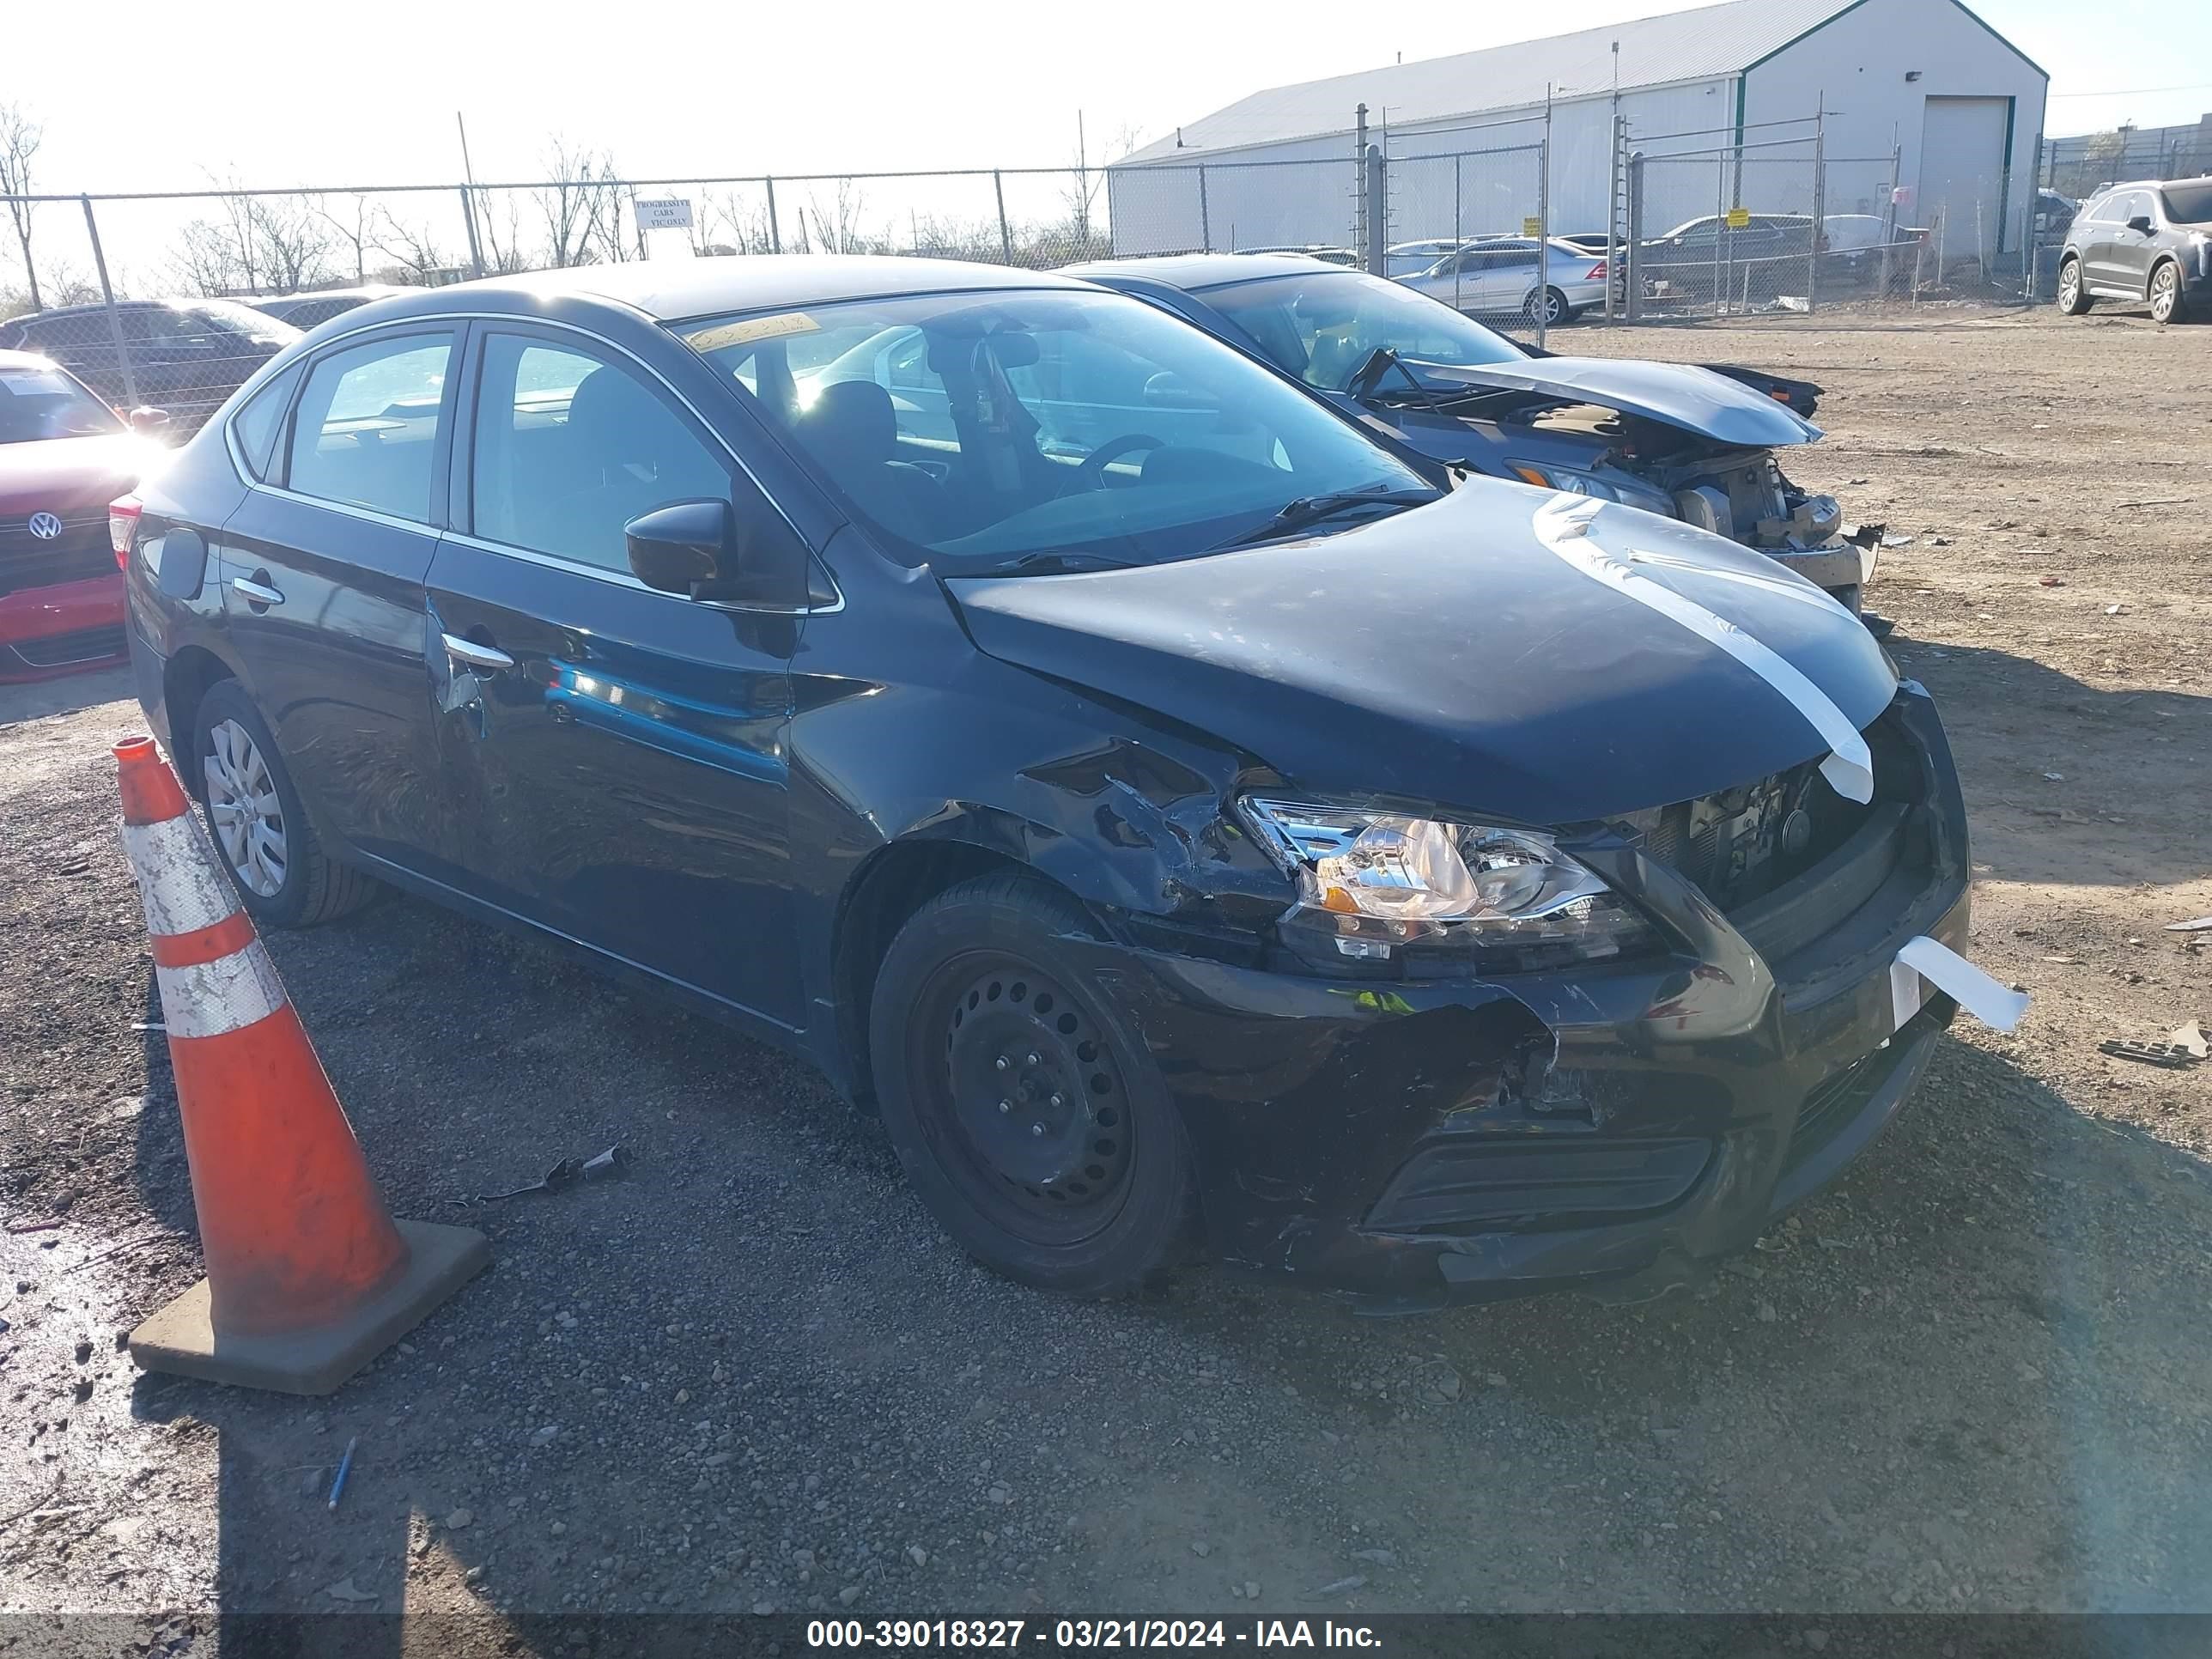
[115,736,488,1395]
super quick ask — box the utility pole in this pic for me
[456,112,486,278]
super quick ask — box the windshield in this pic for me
[0,361,122,444]
[2160,182,2212,224]
[678,287,1432,572]
[1199,269,1526,392]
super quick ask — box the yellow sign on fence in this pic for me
[1522,216,1543,238]
[1726,205,1752,230]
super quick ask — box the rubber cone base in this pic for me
[129,1220,490,1396]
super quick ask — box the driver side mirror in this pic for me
[626,496,815,609]
[2126,214,2154,235]
[627,499,735,596]
[125,405,172,434]
[1141,370,1215,410]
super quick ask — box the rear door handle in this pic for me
[230,574,284,606]
[441,633,514,672]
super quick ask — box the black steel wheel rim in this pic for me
[915,950,1133,1243]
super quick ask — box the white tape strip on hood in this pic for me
[1531,495,1875,803]
[1893,934,2029,1033]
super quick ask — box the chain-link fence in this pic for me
[2,106,2103,437]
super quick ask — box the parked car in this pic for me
[249,286,406,331]
[1385,238,1476,277]
[1398,238,1609,325]
[0,349,161,679]
[122,255,1978,1310]
[0,301,299,436]
[1637,214,1823,305]
[2033,188,2078,239]
[1818,214,1929,276]
[2058,178,2212,324]
[1067,255,1873,607]
[1553,233,1614,254]
[1232,244,1358,267]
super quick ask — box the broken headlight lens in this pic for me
[1239,798,1657,969]
[1508,464,1674,518]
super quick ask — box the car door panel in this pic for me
[425,541,801,1024]
[430,321,803,1026]
[218,325,464,877]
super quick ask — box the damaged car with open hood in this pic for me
[1067,253,1878,612]
[120,258,2018,1312]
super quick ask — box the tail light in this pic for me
[110,495,143,568]
[1586,261,1607,283]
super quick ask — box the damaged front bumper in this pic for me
[1765,534,1876,597]
[1073,686,1971,1310]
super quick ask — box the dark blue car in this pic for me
[1066,254,1875,607]
[119,256,1979,1310]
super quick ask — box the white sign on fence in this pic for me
[635,198,695,232]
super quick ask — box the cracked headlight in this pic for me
[1240,799,1658,971]
[1508,464,1674,518]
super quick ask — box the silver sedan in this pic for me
[1397,238,1610,325]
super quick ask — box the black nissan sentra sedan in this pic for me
[118,256,1987,1310]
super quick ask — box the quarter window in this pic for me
[231,362,303,482]
[471,332,730,573]
[285,332,453,523]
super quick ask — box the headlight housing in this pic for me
[1240,798,1657,974]
[1508,464,1674,518]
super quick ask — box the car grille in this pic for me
[0,514,113,596]
[1622,758,1866,914]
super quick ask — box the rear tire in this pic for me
[1527,286,1571,327]
[2057,257,2091,315]
[2149,260,2187,325]
[866,871,1200,1296]
[188,680,378,929]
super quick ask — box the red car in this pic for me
[0,348,157,681]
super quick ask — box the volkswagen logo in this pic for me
[27,512,64,541]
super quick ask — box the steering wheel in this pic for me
[1073,433,1168,490]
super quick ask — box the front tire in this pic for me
[2057,257,2091,315]
[189,679,377,928]
[2149,261,2187,325]
[866,872,1200,1295]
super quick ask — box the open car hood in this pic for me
[1405,356,1824,448]
[945,480,1895,826]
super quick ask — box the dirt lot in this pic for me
[3,304,2209,1644]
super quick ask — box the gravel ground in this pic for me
[2,304,2209,1642]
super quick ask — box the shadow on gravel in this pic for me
[0,664,136,732]
[115,876,2212,1616]
[1881,632,2212,890]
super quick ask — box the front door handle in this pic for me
[441,632,514,672]
[231,574,284,607]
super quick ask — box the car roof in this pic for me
[0,346,70,371]
[354,255,1094,326]
[1061,252,1353,290]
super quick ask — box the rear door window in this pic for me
[284,332,454,522]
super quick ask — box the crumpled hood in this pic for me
[1407,356,1824,448]
[945,480,1896,825]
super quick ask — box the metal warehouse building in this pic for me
[1108,0,2048,266]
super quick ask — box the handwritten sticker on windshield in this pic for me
[684,313,821,353]
[0,368,76,398]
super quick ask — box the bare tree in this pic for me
[1061,115,1144,263]
[0,103,44,310]
[534,137,622,268]
[168,188,335,296]
[699,187,775,256]
[317,194,380,284]
[369,206,452,286]
[800,178,874,254]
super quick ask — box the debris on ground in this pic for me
[2096,1039,2200,1070]
[474,1146,629,1203]
[3,1218,63,1235]
[1881,534,1916,549]
[2169,1021,2209,1061]
[2039,574,2066,586]
[1306,1575,1367,1598]
[2166,917,2212,934]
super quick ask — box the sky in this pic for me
[6,0,2205,197]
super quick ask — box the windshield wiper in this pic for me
[989,550,1140,575]
[1214,488,1438,551]
[1347,346,1430,403]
